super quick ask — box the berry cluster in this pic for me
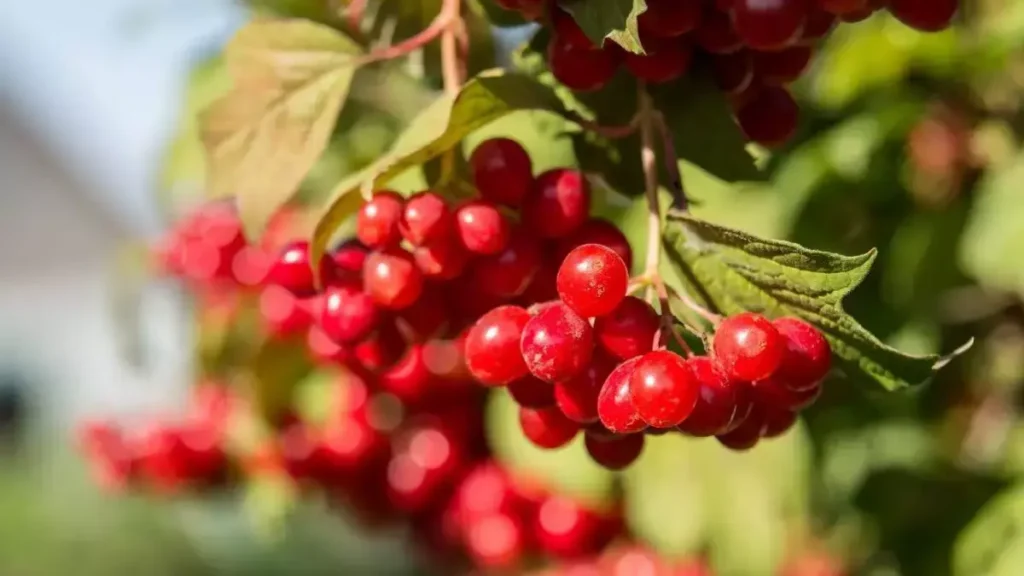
[494,0,960,147]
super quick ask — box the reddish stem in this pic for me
[359,0,460,65]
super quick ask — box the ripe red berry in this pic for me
[757,376,822,411]
[535,495,611,558]
[259,285,314,336]
[771,317,831,390]
[519,258,560,304]
[597,357,647,434]
[584,431,645,470]
[508,375,557,408]
[694,9,744,54]
[817,0,867,14]
[638,0,702,38]
[731,0,809,51]
[400,191,452,246]
[363,248,424,309]
[264,240,326,297]
[555,354,616,424]
[547,37,621,92]
[320,284,379,344]
[453,463,518,519]
[523,168,591,239]
[519,406,581,449]
[397,287,448,341]
[351,320,405,373]
[465,305,531,386]
[712,312,786,382]
[413,237,469,280]
[629,350,700,429]
[387,452,444,513]
[716,404,766,451]
[472,227,543,298]
[624,38,693,84]
[454,200,510,255]
[465,512,526,569]
[470,138,533,207]
[752,47,813,85]
[734,86,800,147]
[329,242,368,280]
[521,302,594,383]
[557,244,629,318]
[551,6,597,49]
[357,191,403,248]
[762,405,798,438]
[888,0,958,32]
[676,357,738,437]
[712,51,755,95]
[380,344,435,404]
[594,296,659,360]
[556,218,633,271]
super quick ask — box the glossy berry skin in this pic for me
[731,0,809,51]
[357,191,404,248]
[594,296,659,360]
[413,237,469,280]
[771,317,831,390]
[472,227,543,298]
[454,200,510,255]
[521,302,594,383]
[753,47,813,85]
[735,86,800,147]
[320,284,379,344]
[470,138,533,207]
[638,0,702,38]
[624,39,693,84]
[557,244,629,319]
[555,353,616,424]
[713,312,786,382]
[629,350,700,429]
[519,406,581,449]
[465,305,531,386]
[508,375,557,408]
[757,377,822,411]
[400,191,451,246]
[264,240,324,297]
[584,431,645,470]
[380,345,434,404]
[762,405,798,438]
[548,38,620,93]
[363,248,424,309]
[556,218,633,271]
[523,168,592,239]
[597,357,647,434]
[716,404,766,451]
[465,512,525,569]
[888,0,958,31]
[534,495,603,558]
[676,357,738,437]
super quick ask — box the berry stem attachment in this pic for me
[576,114,642,140]
[638,84,661,285]
[665,282,723,326]
[359,0,460,65]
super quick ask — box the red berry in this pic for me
[264,240,326,297]
[888,0,957,32]
[400,191,452,246]
[519,258,560,304]
[694,9,744,54]
[593,296,659,360]
[548,36,620,92]
[454,200,510,255]
[363,248,424,309]
[259,285,314,336]
[465,512,525,569]
[508,375,557,408]
[535,495,608,558]
[521,302,594,383]
[453,463,518,519]
[519,406,580,449]
[624,38,693,84]
[816,0,867,14]
[413,236,469,280]
[716,404,766,451]
[555,354,616,424]
[712,312,786,382]
[357,191,403,248]
[320,284,379,344]
[757,377,822,411]
[762,405,798,438]
[712,51,755,95]
[584,431,645,470]
[465,305,531,386]
[470,138,533,207]
[523,168,591,239]
[771,317,831,390]
[731,0,809,51]
[722,381,755,434]
[676,357,738,437]
[329,242,368,282]
[387,452,444,513]
[380,344,435,404]
[556,218,633,271]
[629,350,700,429]
[552,6,597,49]
[597,357,647,434]
[638,0,702,38]
[800,8,837,43]
[752,47,813,85]
[396,287,448,341]
[352,319,406,373]
[735,86,800,147]
[557,244,629,318]
[472,227,543,298]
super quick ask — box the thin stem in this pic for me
[653,275,693,355]
[342,0,367,30]
[359,0,459,65]
[576,114,641,140]
[638,85,660,280]
[665,282,723,326]
[654,111,688,211]
[440,0,464,96]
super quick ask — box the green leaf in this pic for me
[661,212,966,391]
[954,482,1024,576]
[557,0,648,54]
[312,69,571,269]
[470,0,532,27]
[201,18,363,239]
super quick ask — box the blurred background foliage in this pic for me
[5,0,1024,575]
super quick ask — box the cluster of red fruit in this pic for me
[494,0,959,146]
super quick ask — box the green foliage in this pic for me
[557,0,648,54]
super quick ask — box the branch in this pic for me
[359,0,460,65]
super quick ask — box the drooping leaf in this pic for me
[955,482,1024,576]
[557,0,649,54]
[661,212,968,391]
[311,69,571,268]
[201,19,363,239]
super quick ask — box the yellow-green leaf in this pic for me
[201,18,363,239]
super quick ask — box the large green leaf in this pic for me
[662,212,967,391]
[954,481,1024,576]
[557,0,649,54]
[201,18,362,239]
[311,69,571,269]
